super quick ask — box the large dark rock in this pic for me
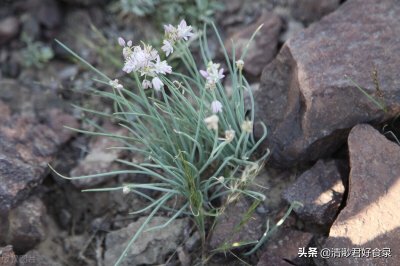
[209,197,264,250]
[224,11,282,76]
[255,0,400,167]
[20,0,62,31]
[22,250,62,266]
[287,0,341,24]
[36,0,62,29]
[104,216,188,266]
[319,124,400,266]
[257,228,314,266]
[0,79,75,119]
[0,197,47,254]
[0,100,76,213]
[282,159,346,226]
[0,116,58,212]
[54,9,103,64]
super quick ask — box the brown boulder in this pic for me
[209,197,264,250]
[257,228,314,266]
[21,250,62,266]
[0,101,76,212]
[0,197,47,254]
[224,11,282,76]
[255,0,400,167]
[104,217,188,266]
[36,0,62,29]
[320,124,400,265]
[282,160,346,226]
[0,116,58,212]
[288,0,341,24]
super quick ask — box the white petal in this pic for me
[177,19,193,41]
[152,77,163,91]
[118,37,125,47]
[218,68,225,80]
[122,63,133,73]
[179,19,187,28]
[142,79,152,89]
[164,24,175,33]
[154,56,172,74]
[211,100,223,113]
[161,40,174,56]
[200,70,209,78]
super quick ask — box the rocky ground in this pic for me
[1,0,399,265]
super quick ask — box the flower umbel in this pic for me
[177,19,194,41]
[161,40,174,56]
[200,61,225,89]
[119,41,171,91]
[162,19,193,57]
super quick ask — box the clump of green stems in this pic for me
[51,23,289,265]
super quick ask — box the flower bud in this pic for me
[236,59,244,71]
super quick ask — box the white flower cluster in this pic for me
[118,38,172,91]
[161,20,194,56]
[200,61,225,90]
[113,20,248,145]
[109,79,123,90]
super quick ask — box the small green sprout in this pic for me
[20,33,54,68]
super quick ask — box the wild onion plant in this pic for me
[53,21,272,265]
